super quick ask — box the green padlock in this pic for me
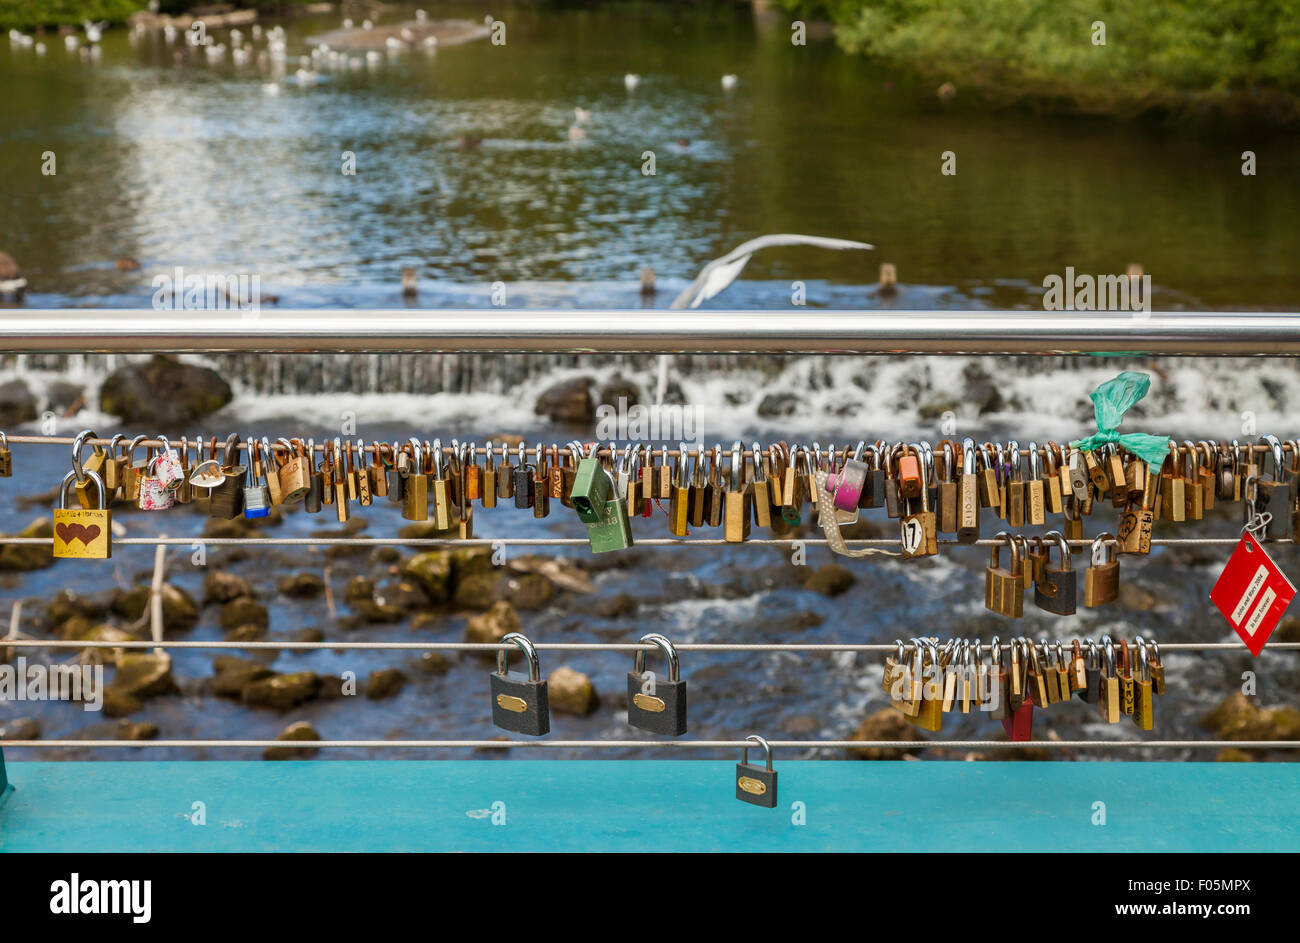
[586,496,634,553]
[571,455,611,524]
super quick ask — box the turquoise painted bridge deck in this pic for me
[1,761,1297,852]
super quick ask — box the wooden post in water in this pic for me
[878,263,898,297]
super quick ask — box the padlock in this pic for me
[513,442,535,509]
[723,441,753,542]
[735,735,778,808]
[571,452,612,524]
[532,443,551,519]
[1076,639,1102,704]
[894,444,922,500]
[278,437,311,504]
[850,442,877,509]
[209,434,246,519]
[906,637,943,732]
[1257,433,1291,540]
[353,439,373,507]
[627,633,687,735]
[1003,440,1025,526]
[826,456,868,512]
[52,469,112,559]
[490,632,549,736]
[302,438,325,514]
[1084,533,1120,607]
[1099,637,1121,724]
[956,436,979,543]
[72,429,106,508]
[1147,638,1166,695]
[153,435,185,491]
[102,433,126,495]
[137,452,176,511]
[120,434,148,503]
[242,439,272,519]
[749,441,772,529]
[1033,530,1077,615]
[984,637,1009,721]
[984,532,1024,617]
[585,490,634,553]
[1133,636,1155,731]
[403,438,429,521]
[370,440,391,499]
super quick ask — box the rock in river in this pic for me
[263,721,321,760]
[99,354,233,426]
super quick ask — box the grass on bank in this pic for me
[777,0,1300,122]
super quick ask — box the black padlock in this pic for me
[736,735,778,808]
[1033,530,1077,615]
[627,633,687,736]
[513,444,535,509]
[490,632,549,736]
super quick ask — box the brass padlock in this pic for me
[53,469,112,559]
[278,437,311,505]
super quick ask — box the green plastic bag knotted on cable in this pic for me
[1069,371,1171,472]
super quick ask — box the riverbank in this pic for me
[775,0,1300,126]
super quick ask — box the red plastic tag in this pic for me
[1210,533,1296,657]
[1001,700,1033,741]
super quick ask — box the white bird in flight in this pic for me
[670,234,874,309]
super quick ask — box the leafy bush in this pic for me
[0,0,146,31]
[776,0,1300,104]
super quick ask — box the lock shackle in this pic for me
[1004,440,1022,478]
[260,436,276,468]
[245,440,260,486]
[990,635,1002,668]
[1181,439,1199,477]
[1043,529,1071,568]
[675,441,690,488]
[634,633,680,680]
[1259,434,1284,480]
[1136,638,1151,682]
[71,429,100,484]
[956,437,975,476]
[59,468,105,509]
[0,430,6,450]
[430,437,444,477]
[893,639,906,665]
[749,442,765,483]
[911,441,933,486]
[108,432,124,457]
[332,438,346,477]
[742,734,773,770]
[1027,441,1042,480]
[730,442,745,490]
[497,632,540,681]
[217,434,239,467]
[990,531,1019,570]
[1090,532,1117,563]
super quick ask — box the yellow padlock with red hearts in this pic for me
[53,470,112,560]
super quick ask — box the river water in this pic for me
[1,4,1298,762]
